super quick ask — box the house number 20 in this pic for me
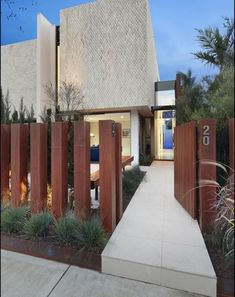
[202,125,210,146]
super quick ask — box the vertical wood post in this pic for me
[74,121,90,217]
[1,125,11,200]
[228,118,234,171]
[51,122,68,218]
[99,120,116,233]
[198,119,217,233]
[11,124,29,207]
[115,123,123,224]
[30,123,48,213]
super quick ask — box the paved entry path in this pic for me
[2,250,202,297]
[102,161,216,297]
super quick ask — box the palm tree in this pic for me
[194,17,234,69]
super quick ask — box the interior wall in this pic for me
[88,112,131,156]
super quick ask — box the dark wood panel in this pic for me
[174,121,197,219]
[99,120,116,233]
[30,123,48,213]
[74,121,90,217]
[115,123,123,224]
[51,122,68,218]
[11,124,29,207]
[1,125,11,199]
[198,119,217,233]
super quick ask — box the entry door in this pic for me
[154,110,176,160]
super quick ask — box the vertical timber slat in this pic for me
[30,123,48,213]
[11,124,29,207]
[99,120,116,233]
[228,118,234,171]
[51,122,68,218]
[74,121,90,217]
[174,122,197,219]
[1,125,11,199]
[198,119,216,233]
[115,123,123,224]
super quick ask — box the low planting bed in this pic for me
[1,166,146,270]
[1,208,107,271]
[1,234,101,271]
[122,166,146,210]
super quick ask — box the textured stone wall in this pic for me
[1,40,37,114]
[60,0,158,110]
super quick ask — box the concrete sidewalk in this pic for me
[1,250,203,297]
[102,161,216,297]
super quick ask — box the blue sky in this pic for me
[1,0,233,80]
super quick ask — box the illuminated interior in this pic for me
[85,112,131,156]
[154,110,176,160]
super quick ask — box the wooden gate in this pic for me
[174,119,217,232]
[174,121,197,219]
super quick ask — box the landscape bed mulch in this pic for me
[1,233,101,271]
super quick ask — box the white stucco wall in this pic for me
[60,0,159,111]
[156,90,176,106]
[131,110,140,164]
[36,14,56,121]
[1,40,37,114]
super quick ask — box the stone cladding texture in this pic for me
[60,0,158,110]
[1,40,37,113]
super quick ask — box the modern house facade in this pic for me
[1,0,177,163]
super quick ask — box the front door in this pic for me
[154,110,176,160]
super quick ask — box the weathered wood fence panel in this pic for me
[198,119,217,233]
[11,124,29,207]
[30,123,48,213]
[1,125,11,199]
[174,121,197,219]
[228,118,234,171]
[51,122,69,218]
[74,121,90,217]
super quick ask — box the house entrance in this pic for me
[154,110,176,160]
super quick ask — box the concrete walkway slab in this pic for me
[1,250,69,297]
[1,250,203,297]
[49,265,203,297]
[102,161,217,297]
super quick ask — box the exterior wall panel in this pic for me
[1,40,37,113]
[60,0,158,110]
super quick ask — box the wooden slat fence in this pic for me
[0,120,124,234]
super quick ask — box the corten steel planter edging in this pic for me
[1,234,101,271]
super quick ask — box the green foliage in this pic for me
[139,153,154,166]
[0,89,35,124]
[76,216,108,252]
[194,17,234,69]
[123,166,145,200]
[1,206,28,234]
[24,212,52,240]
[54,212,77,243]
[175,70,209,125]
[1,88,11,124]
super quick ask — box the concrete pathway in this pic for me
[1,250,203,297]
[102,161,216,297]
